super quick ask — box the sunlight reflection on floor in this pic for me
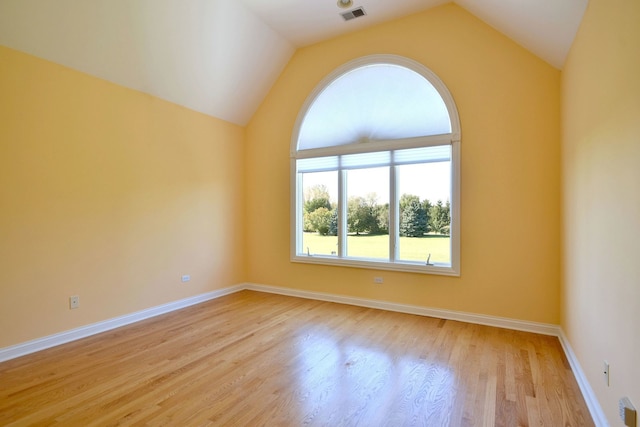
[293,325,456,425]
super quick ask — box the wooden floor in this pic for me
[0,291,593,426]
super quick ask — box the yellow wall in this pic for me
[0,3,564,350]
[562,0,640,423]
[0,46,246,348]
[246,4,562,323]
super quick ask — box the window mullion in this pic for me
[338,161,347,258]
[389,156,397,262]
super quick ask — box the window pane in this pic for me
[298,64,452,151]
[346,167,389,260]
[301,171,338,256]
[397,161,451,264]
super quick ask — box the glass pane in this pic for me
[346,167,389,260]
[301,171,338,256]
[397,161,451,265]
[298,64,451,151]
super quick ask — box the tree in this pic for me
[307,207,332,236]
[443,200,451,233]
[347,195,379,235]
[304,184,331,205]
[328,209,338,236]
[376,203,389,234]
[303,211,313,232]
[400,199,428,237]
[303,184,333,233]
[422,199,432,233]
[304,197,331,214]
[429,200,451,235]
[400,194,421,216]
[304,184,332,213]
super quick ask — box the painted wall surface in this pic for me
[0,46,246,348]
[561,0,640,423]
[246,4,562,324]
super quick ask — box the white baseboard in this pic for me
[0,281,606,426]
[558,330,609,427]
[0,284,244,363]
[0,282,557,362]
[243,282,560,336]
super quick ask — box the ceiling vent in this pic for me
[341,7,366,21]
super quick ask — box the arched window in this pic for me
[291,55,460,275]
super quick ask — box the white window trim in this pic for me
[290,54,461,276]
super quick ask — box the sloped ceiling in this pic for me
[0,0,587,126]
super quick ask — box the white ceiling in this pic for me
[0,0,588,126]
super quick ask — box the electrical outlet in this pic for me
[181,275,191,283]
[69,295,80,309]
[373,276,384,284]
[604,361,610,386]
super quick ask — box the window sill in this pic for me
[291,254,459,277]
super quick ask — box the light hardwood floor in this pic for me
[0,290,593,426]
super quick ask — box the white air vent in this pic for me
[341,7,366,21]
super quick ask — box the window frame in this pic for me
[290,55,460,276]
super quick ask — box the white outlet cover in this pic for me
[69,296,80,309]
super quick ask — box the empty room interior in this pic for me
[0,0,638,425]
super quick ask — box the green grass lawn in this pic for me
[302,232,450,263]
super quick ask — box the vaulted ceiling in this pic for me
[0,0,588,126]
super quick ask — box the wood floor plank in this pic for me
[0,290,594,426]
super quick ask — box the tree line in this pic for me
[303,185,450,237]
